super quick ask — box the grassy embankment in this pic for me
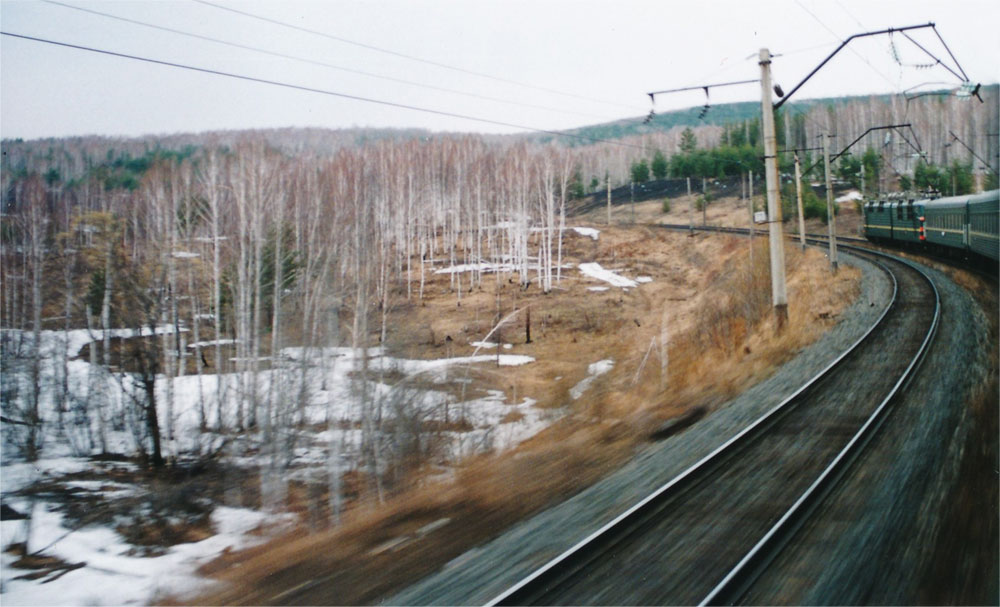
[194,210,861,606]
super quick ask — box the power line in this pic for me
[949,130,998,175]
[832,0,866,30]
[775,22,937,110]
[42,0,615,122]
[794,0,900,91]
[823,1,974,98]
[192,0,645,114]
[897,30,967,84]
[0,31,650,151]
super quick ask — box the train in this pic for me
[862,189,1000,265]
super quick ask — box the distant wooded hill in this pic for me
[531,84,999,146]
[2,86,996,191]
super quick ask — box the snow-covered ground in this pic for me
[578,262,642,288]
[569,360,615,400]
[571,227,600,240]
[0,328,556,606]
[835,190,863,203]
[1,498,289,606]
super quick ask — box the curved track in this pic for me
[487,240,940,606]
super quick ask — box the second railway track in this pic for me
[487,244,940,605]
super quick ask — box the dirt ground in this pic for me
[191,214,862,606]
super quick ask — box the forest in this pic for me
[1,86,997,603]
[3,135,614,511]
[3,86,997,475]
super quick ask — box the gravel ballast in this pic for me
[744,259,998,605]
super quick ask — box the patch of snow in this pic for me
[376,354,534,378]
[835,190,862,203]
[2,322,557,606]
[1,458,94,494]
[433,261,571,275]
[587,286,610,292]
[281,346,385,361]
[186,339,236,349]
[569,359,614,400]
[0,503,290,606]
[469,341,497,349]
[636,276,653,283]
[61,480,139,498]
[0,326,186,361]
[571,227,600,240]
[578,263,638,288]
[433,262,515,275]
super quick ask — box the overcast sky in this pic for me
[1,0,997,141]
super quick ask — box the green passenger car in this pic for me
[968,189,1000,262]
[921,196,969,251]
[862,189,998,264]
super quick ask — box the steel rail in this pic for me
[485,239,902,606]
[699,244,941,605]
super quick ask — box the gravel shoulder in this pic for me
[388,250,893,606]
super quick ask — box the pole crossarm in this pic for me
[831,124,912,163]
[647,79,759,98]
[774,23,935,109]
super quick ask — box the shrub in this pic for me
[662,198,671,213]
[781,187,836,224]
[694,194,712,212]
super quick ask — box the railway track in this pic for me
[486,241,940,605]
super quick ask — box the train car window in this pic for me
[907,203,914,220]
[896,205,903,219]
[878,201,885,212]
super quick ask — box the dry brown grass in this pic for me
[587,190,864,240]
[188,221,860,606]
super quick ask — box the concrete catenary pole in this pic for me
[759,48,788,329]
[794,153,806,251]
[748,174,755,264]
[687,176,694,235]
[606,173,612,226]
[822,133,839,272]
